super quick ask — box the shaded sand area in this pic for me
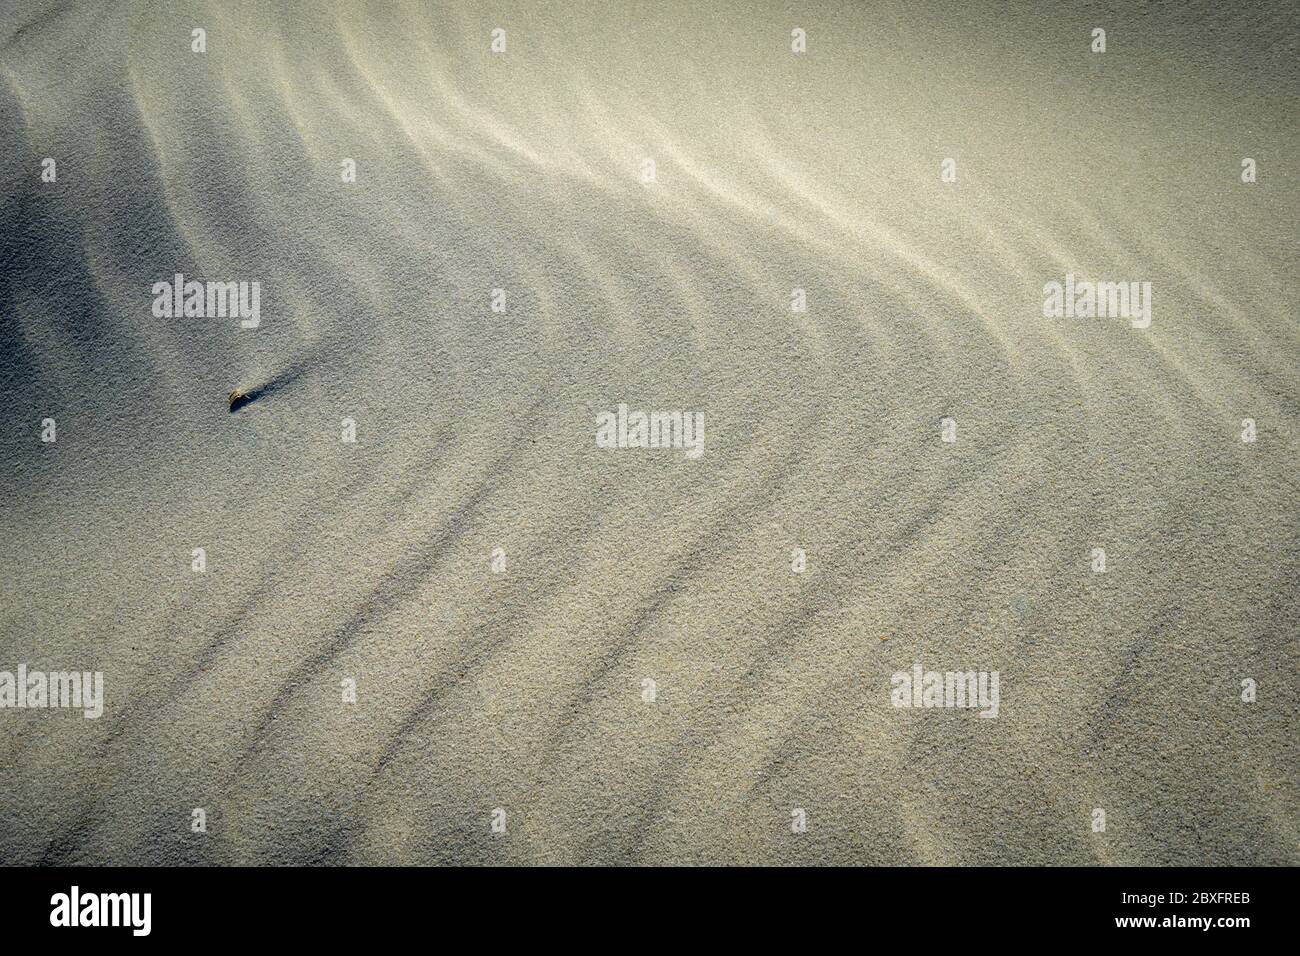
[0,0,1296,864]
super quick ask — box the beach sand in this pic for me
[0,0,1296,864]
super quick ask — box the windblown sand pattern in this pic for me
[0,0,1296,864]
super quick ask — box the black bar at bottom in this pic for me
[0,866,1282,940]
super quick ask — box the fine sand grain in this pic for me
[0,0,1296,864]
